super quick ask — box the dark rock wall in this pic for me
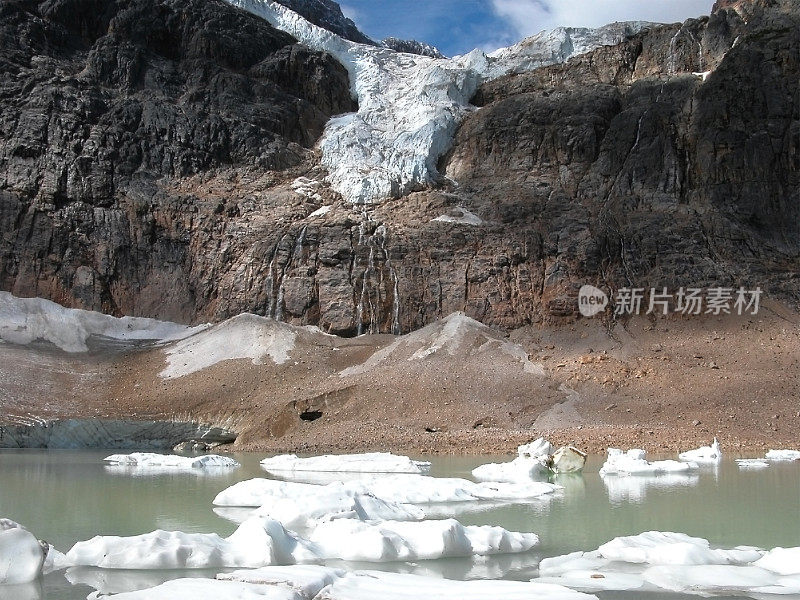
[0,0,797,332]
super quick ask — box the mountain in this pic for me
[0,0,797,337]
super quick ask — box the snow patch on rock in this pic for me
[432,207,483,226]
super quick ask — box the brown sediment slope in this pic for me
[2,303,797,455]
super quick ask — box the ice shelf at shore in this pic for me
[66,516,539,568]
[260,452,430,474]
[599,448,699,476]
[213,476,560,507]
[537,532,800,596]
[104,453,240,470]
[678,438,722,463]
[93,567,598,600]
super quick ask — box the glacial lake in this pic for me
[0,450,798,600]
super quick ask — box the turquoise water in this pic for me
[0,450,798,599]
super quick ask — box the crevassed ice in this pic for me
[225,0,648,205]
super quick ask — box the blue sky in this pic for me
[340,0,715,57]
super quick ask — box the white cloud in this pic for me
[491,0,715,39]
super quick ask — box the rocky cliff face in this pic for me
[0,0,797,332]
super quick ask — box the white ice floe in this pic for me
[308,518,538,562]
[103,453,240,470]
[679,438,722,463]
[518,437,554,458]
[225,0,646,205]
[214,476,560,508]
[97,568,597,600]
[253,490,424,529]
[472,456,550,483]
[218,565,346,597]
[69,515,538,570]
[0,292,203,353]
[66,517,311,569]
[86,578,303,600]
[641,564,800,596]
[432,207,483,226]
[0,519,46,585]
[325,570,597,600]
[260,452,431,474]
[765,449,800,461]
[537,533,800,597]
[597,532,763,566]
[160,314,300,378]
[755,547,800,575]
[737,459,770,469]
[599,448,698,476]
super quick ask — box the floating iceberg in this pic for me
[536,533,800,596]
[473,439,585,482]
[214,476,559,508]
[518,437,554,458]
[85,578,303,600]
[66,517,314,569]
[0,519,46,584]
[678,438,722,463]
[260,453,430,474]
[104,453,240,470]
[551,447,587,474]
[218,565,346,597]
[94,568,598,600]
[599,449,698,476]
[472,456,550,483]
[754,547,800,575]
[765,449,800,461]
[253,491,424,529]
[68,514,538,569]
[736,458,770,469]
[597,531,762,565]
[307,518,538,561]
[322,570,598,600]
[642,564,800,596]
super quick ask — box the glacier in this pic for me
[225,0,648,204]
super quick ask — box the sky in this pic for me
[339,0,715,57]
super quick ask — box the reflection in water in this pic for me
[602,473,700,504]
